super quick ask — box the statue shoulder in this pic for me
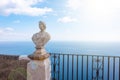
[33,33,39,36]
[32,33,39,40]
[45,32,50,35]
[45,32,51,39]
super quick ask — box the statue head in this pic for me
[39,21,46,32]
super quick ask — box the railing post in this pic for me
[27,21,51,80]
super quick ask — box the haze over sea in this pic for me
[0,41,120,56]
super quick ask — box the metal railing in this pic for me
[50,53,120,80]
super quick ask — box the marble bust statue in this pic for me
[32,21,50,50]
[27,21,51,80]
[28,21,51,60]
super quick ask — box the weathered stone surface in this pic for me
[27,59,51,80]
[32,32,50,49]
[28,53,50,60]
[32,21,50,54]
[28,21,51,60]
[27,21,51,80]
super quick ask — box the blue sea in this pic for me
[0,41,120,80]
[0,41,120,56]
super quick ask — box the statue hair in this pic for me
[39,21,46,29]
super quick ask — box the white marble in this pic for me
[27,58,51,80]
[27,21,51,80]
[32,21,50,54]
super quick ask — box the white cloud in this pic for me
[58,16,77,23]
[67,0,120,10]
[0,27,14,33]
[0,27,31,41]
[5,27,14,31]
[0,32,31,41]
[67,0,81,10]
[0,27,15,36]
[0,0,53,16]
[0,30,3,34]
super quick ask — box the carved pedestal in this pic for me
[27,21,51,80]
[27,56,51,80]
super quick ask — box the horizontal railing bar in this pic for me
[50,53,120,58]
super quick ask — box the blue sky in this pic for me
[0,0,120,42]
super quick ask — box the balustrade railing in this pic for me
[50,53,120,80]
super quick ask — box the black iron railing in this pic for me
[50,53,120,80]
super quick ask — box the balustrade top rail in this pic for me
[50,53,120,58]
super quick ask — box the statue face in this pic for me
[39,23,45,31]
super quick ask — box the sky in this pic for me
[0,0,120,42]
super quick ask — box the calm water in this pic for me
[0,41,120,80]
[0,41,120,56]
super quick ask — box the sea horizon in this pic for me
[0,41,120,56]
